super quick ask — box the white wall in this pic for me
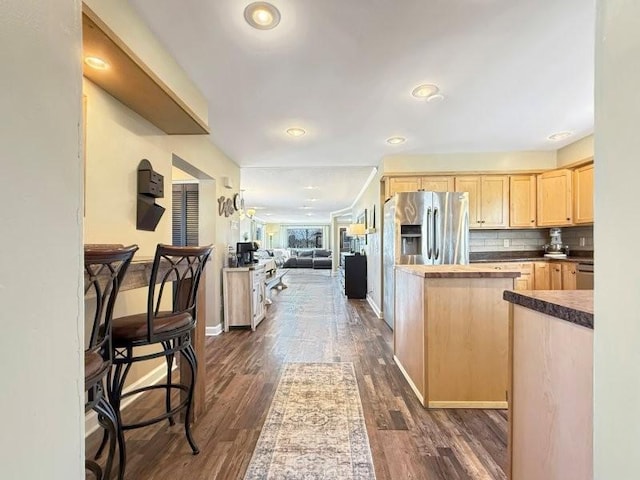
[351,170,384,317]
[382,150,557,173]
[594,1,640,478]
[557,134,594,166]
[0,0,84,478]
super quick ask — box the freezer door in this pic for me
[395,192,428,265]
[432,192,469,265]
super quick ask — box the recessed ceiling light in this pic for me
[304,185,316,190]
[548,131,573,141]
[387,136,406,145]
[300,206,312,210]
[426,93,444,103]
[306,213,314,216]
[244,2,281,30]
[286,127,306,137]
[307,198,318,202]
[84,56,109,70]
[412,84,440,99]
[265,213,273,216]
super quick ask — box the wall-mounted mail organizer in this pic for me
[137,159,165,231]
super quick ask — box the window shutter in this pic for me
[172,183,199,247]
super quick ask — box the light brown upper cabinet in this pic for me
[510,175,537,228]
[420,176,455,192]
[573,163,594,224]
[387,176,421,196]
[386,175,455,199]
[537,169,573,227]
[455,176,509,229]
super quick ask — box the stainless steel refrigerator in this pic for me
[383,191,469,329]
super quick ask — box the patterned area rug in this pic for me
[244,363,376,480]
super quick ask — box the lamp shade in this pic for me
[348,223,366,236]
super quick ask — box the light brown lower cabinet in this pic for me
[533,262,551,289]
[561,262,577,290]
[482,262,533,290]
[550,263,563,290]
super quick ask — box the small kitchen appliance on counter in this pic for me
[543,228,569,258]
[236,241,259,266]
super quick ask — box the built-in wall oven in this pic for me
[576,263,594,290]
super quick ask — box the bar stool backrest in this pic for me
[147,244,213,342]
[84,245,138,360]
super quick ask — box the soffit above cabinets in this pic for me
[82,6,209,135]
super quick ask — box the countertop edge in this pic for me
[395,265,521,278]
[503,290,594,329]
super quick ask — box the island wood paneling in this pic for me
[426,278,511,408]
[393,268,426,403]
[394,269,513,408]
[510,305,593,480]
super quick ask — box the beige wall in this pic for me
[83,0,208,124]
[0,0,85,477]
[557,134,594,166]
[382,150,557,173]
[594,1,640,478]
[83,77,240,329]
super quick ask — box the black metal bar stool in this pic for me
[106,244,212,468]
[84,245,138,480]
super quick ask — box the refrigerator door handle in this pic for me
[434,207,440,260]
[426,207,432,259]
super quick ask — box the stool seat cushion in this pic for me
[85,351,108,384]
[112,311,193,343]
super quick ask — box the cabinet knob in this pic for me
[566,218,570,221]
[477,221,481,224]
[531,220,535,223]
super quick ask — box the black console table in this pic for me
[340,253,367,299]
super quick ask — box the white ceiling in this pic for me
[130,0,595,222]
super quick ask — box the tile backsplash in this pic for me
[470,225,594,253]
[562,225,594,251]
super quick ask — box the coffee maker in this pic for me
[236,242,258,266]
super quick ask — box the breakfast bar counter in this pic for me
[504,290,593,480]
[394,264,519,409]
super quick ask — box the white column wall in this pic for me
[0,0,84,478]
[594,1,640,478]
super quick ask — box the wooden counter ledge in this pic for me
[395,264,521,278]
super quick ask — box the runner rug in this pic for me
[244,362,376,480]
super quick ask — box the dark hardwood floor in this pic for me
[88,269,507,479]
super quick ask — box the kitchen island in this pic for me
[394,264,520,409]
[504,289,593,480]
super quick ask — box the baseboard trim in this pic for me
[85,361,175,437]
[427,401,508,409]
[205,324,223,336]
[366,295,383,319]
[393,355,425,406]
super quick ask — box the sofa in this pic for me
[283,249,332,269]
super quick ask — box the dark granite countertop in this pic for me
[471,250,593,265]
[503,290,594,329]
